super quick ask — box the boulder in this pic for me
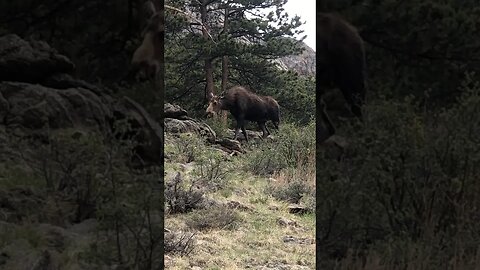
[41,73,111,96]
[0,34,164,166]
[165,117,216,141]
[288,204,311,215]
[1,81,112,133]
[0,34,75,83]
[164,103,188,119]
[215,138,244,154]
[226,128,264,141]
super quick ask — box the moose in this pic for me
[317,12,367,143]
[206,86,280,142]
[130,0,164,90]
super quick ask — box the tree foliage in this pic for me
[323,0,480,104]
[165,0,313,122]
[319,1,480,267]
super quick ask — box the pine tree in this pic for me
[165,0,307,116]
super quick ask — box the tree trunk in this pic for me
[220,6,229,126]
[201,0,215,101]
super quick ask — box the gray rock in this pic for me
[0,34,75,83]
[1,82,111,132]
[215,138,244,153]
[275,41,316,77]
[226,128,264,141]
[277,217,298,227]
[0,91,8,121]
[282,235,314,245]
[0,35,164,166]
[165,117,216,141]
[41,73,110,96]
[288,204,311,215]
[164,103,188,119]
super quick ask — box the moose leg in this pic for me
[241,124,248,142]
[265,125,271,137]
[236,116,248,142]
[233,125,241,141]
[258,122,269,138]
[233,116,244,141]
[272,122,279,130]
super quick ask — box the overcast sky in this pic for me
[283,0,316,51]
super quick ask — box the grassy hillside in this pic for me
[164,121,316,269]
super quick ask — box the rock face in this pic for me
[275,41,316,77]
[0,34,164,269]
[165,117,216,141]
[164,103,216,142]
[0,34,163,165]
[0,34,75,83]
[1,82,112,131]
[164,103,188,119]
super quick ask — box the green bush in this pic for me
[267,178,314,204]
[193,150,231,191]
[317,83,480,268]
[244,121,315,176]
[172,133,207,163]
[204,117,229,139]
[185,205,240,231]
[165,172,204,214]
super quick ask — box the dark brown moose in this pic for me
[317,12,367,143]
[206,86,280,142]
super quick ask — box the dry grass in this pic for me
[271,150,316,188]
[164,147,316,269]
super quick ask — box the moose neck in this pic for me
[218,99,229,111]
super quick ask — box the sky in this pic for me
[283,0,316,51]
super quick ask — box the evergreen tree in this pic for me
[165,0,308,119]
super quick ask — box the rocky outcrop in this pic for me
[0,34,164,269]
[0,34,75,83]
[164,103,216,141]
[165,117,216,142]
[275,41,316,77]
[164,103,280,153]
[0,34,163,165]
[1,82,112,132]
[215,138,244,154]
[164,103,188,119]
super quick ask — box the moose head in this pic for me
[205,92,226,118]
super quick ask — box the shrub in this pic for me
[267,178,314,204]
[185,205,240,231]
[317,83,480,268]
[164,231,196,256]
[193,150,231,191]
[245,121,315,176]
[164,172,204,214]
[204,117,229,138]
[173,133,207,163]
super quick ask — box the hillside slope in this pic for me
[164,105,316,269]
